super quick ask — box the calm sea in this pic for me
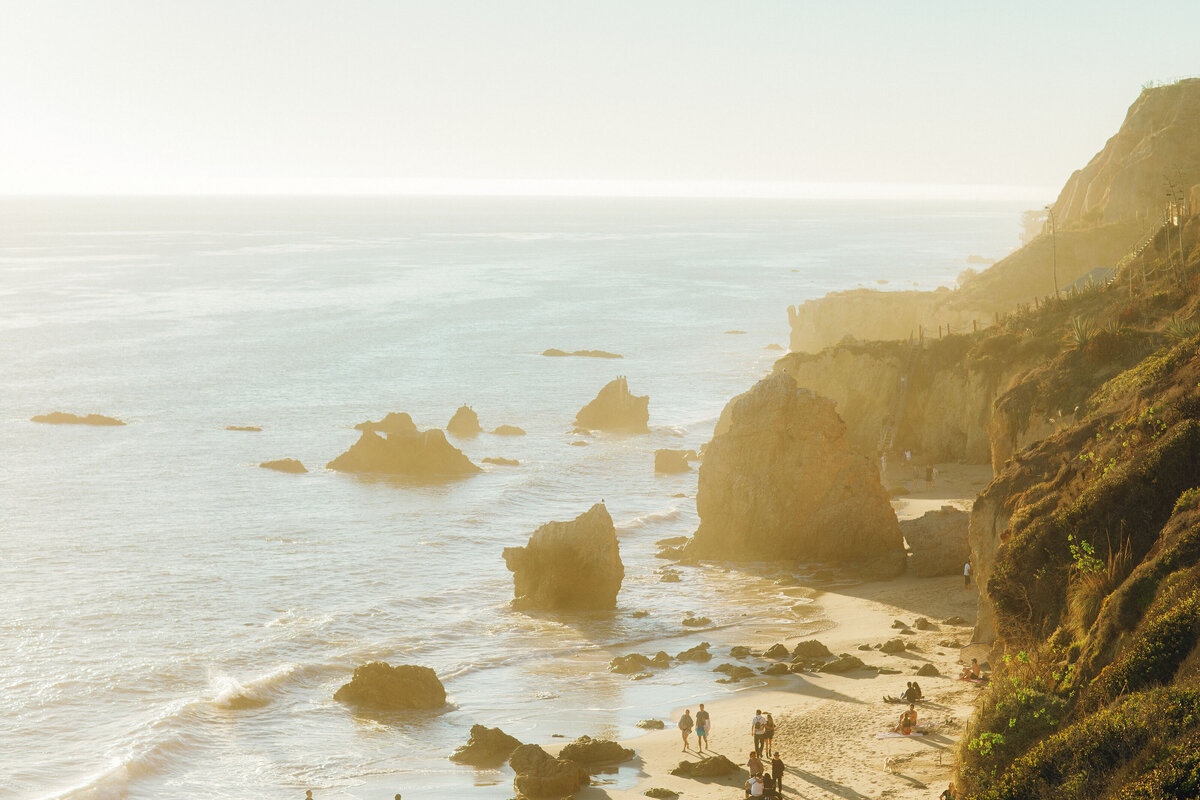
[1,196,1021,799]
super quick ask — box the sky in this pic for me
[1,1,1198,198]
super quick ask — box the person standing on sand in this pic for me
[925,464,933,489]
[695,703,711,751]
[771,753,785,791]
[763,711,776,756]
[679,709,694,751]
[751,708,768,755]
[747,751,764,778]
[964,560,972,588]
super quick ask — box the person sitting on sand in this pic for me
[679,709,694,751]
[762,772,779,800]
[695,703,711,752]
[892,703,918,735]
[747,751,764,778]
[745,775,764,798]
[763,712,776,756]
[940,781,957,800]
[958,658,982,680]
[911,681,923,701]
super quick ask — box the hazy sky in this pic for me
[2,1,1198,197]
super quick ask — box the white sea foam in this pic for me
[617,506,681,530]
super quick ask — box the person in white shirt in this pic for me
[745,775,764,798]
[964,561,971,589]
[751,709,768,755]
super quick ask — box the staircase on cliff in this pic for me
[1116,219,1171,289]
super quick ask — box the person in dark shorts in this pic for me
[763,712,776,756]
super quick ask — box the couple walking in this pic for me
[677,704,711,751]
[751,709,775,756]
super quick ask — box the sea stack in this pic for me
[503,504,624,610]
[575,377,649,433]
[327,426,480,477]
[446,405,482,437]
[684,372,903,573]
[333,662,446,709]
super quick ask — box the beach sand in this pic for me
[566,463,992,800]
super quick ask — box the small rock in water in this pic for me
[492,424,526,436]
[730,645,751,658]
[681,615,711,627]
[636,719,665,729]
[631,610,650,618]
[482,457,520,466]
[333,662,446,709]
[676,642,712,662]
[259,458,307,473]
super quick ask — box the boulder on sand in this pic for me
[575,377,649,433]
[450,724,523,767]
[509,744,590,798]
[559,735,634,765]
[654,449,692,473]
[684,373,903,574]
[327,428,480,477]
[791,640,832,660]
[31,412,124,426]
[333,662,446,709]
[447,405,482,437]
[355,412,418,435]
[902,505,970,577]
[503,504,624,610]
[670,754,741,777]
[259,458,307,473]
[818,654,866,674]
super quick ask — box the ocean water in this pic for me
[0,196,1022,800]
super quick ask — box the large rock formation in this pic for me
[446,405,482,437]
[1054,79,1200,227]
[355,412,418,435]
[508,744,589,797]
[901,505,970,577]
[502,504,624,610]
[31,412,124,426]
[333,662,446,709]
[575,377,649,433]
[684,373,903,571]
[450,724,522,767]
[327,428,480,477]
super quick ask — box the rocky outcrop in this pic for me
[450,724,523,766]
[559,735,634,765]
[654,449,695,473]
[446,406,482,437]
[543,348,622,359]
[502,504,624,610]
[610,652,671,673]
[31,412,124,426]
[327,428,480,477]
[333,662,446,709]
[492,425,526,436]
[902,505,970,577]
[355,412,418,435]
[259,458,307,473]
[685,373,903,571]
[575,377,649,433]
[508,744,589,798]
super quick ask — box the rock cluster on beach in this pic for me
[333,662,446,709]
[901,505,970,577]
[450,724,523,766]
[684,372,904,573]
[509,743,590,797]
[559,735,634,765]
[31,412,125,426]
[327,427,480,477]
[503,503,624,610]
[575,377,649,433]
[446,405,482,437]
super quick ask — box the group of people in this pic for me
[884,681,923,704]
[677,706,788,798]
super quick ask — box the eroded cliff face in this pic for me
[686,372,903,570]
[1054,78,1200,227]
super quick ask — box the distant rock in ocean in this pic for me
[684,372,903,575]
[31,412,125,426]
[575,377,649,433]
[446,405,482,437]
[333,662,446,709]
[226,425,262,431]
[654,449,695,473]
[327,427,480,477]
[542,348,622,359]
[503,503,624,610]
[764,343,785,351]
[259,458,307,473]
[354,412,418,435]
[492,424,526,436]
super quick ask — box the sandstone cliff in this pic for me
[503,504,624,610]
[685,372,903,571]
[575,377,649,433]
[327,428,480,477]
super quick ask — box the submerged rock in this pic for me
[503,504,624,610]
[226,425,262,431]
[559,735,634,765]
[509,744,589,798]
[902,505,970,577]
[446,405,482,437]
[681,615,711,627]
[333,662,446,709]
[327,428,480,477]
[654,449,692,473]
[575,377,649,433]
[355,412,418,435]
[609,652,670,674]
[636,719,666,729]
[32,412,124,426]
[450,724,523,766]
[685,373,903,571]
[676,642,712,662]
[259,458,307,473]
[492,424,527,436]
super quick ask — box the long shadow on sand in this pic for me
[788,767,872,800]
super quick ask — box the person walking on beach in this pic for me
[751,708,768,755]
[678,709,694,751]
[763,712,776,756]
[771,752,785,792]
[964,560,972,589]
[695,703,711,752]
[747,751,764,779]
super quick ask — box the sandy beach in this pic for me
[566,463,992,800]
